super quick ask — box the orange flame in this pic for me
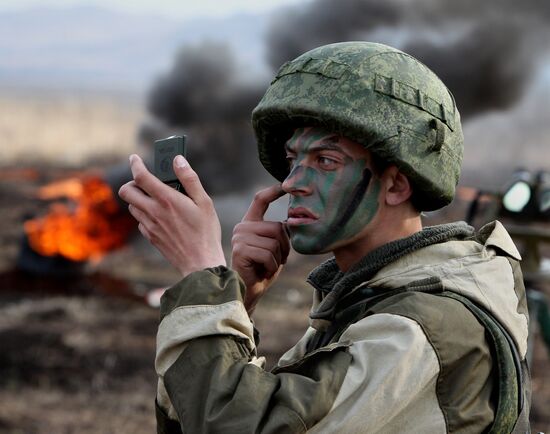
[36,177,84,201]
[24,176,135,262]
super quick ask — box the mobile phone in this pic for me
[154,135,187,192]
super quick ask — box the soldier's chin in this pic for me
[289,234,331,255]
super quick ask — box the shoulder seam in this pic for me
[384,311,449,433]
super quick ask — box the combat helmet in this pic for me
[252,41,463,211]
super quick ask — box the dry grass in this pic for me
[0,89,144,166]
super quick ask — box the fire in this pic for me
[36,177,85,201]
[24,176,135,262]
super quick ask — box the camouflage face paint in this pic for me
[284,127,381,254]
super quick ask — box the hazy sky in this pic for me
[0,0,306,19]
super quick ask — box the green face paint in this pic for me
[284,127,381,254]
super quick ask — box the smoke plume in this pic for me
[145,1,550,194]
[146,42,266,194]
[266,0,550,118]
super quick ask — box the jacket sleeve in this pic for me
[306,313,447,433]
[155,266,352,434]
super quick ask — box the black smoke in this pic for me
[266,0,550,118]
[145,1,550,194]
[146,42,266,194]
[148,42,261,125]
[265,0,403,70]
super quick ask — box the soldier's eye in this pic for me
[318,156,338,170]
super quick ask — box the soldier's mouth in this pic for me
[287,207,319,226]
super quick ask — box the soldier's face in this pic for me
[282,127,382,254]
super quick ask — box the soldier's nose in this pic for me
[282,165,312,196]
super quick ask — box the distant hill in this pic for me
[0,6,269,92]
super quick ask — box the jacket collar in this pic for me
[307,221,475,326]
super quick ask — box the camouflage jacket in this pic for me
[155,221,530,433]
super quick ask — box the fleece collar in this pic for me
[307,221,475,324]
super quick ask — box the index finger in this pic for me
[243,184,286,222]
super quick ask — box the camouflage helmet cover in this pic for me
[252,41,464,211]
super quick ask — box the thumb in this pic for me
[173,155,207,203]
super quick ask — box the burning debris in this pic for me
[23,175,135,263]
[1,166,162,304]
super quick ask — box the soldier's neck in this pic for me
[333,211,422,273]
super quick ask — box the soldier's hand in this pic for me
[231,185,289,314]
[119,154,226,277]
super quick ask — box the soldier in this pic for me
[119,42,531,433]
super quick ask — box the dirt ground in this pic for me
[0,165,548,433]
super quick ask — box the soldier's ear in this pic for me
[383,166,413,207]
